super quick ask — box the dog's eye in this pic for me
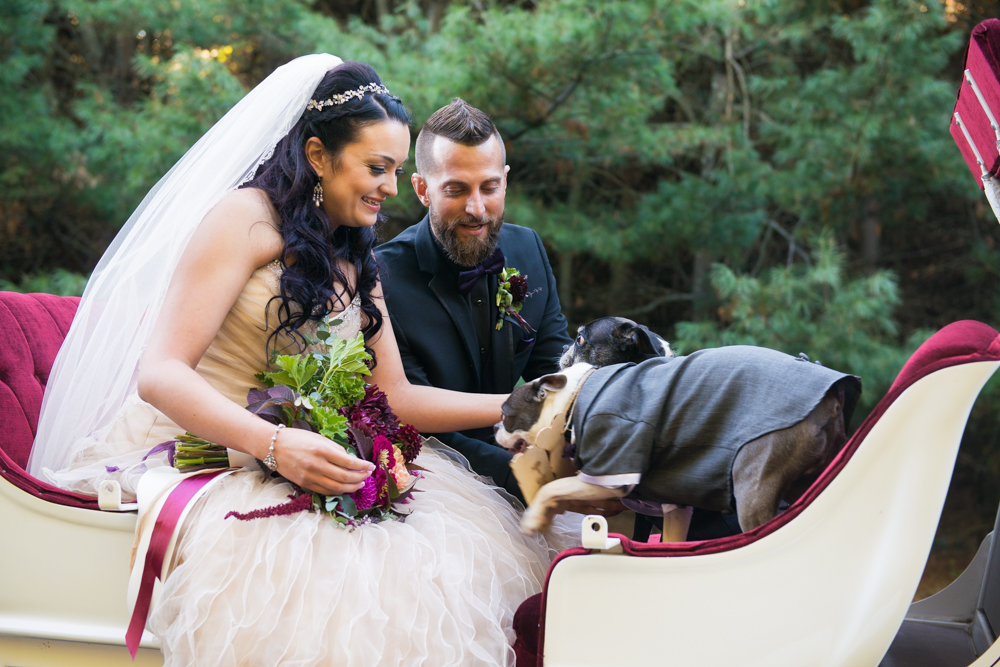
[577,336,585,345]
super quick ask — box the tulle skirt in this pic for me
[147,442,577,666]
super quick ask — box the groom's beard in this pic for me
[429,204,504,267]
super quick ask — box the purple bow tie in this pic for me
[457,247,505,295]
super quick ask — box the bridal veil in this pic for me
[29,53,343,487]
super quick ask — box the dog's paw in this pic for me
[520,505,551,535]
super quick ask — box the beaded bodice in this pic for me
[193,259,364,407]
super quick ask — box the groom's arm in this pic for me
[388,313,525,504]
[520,229,572,381]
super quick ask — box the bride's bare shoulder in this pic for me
[212,188,280,233]
[197,188,283,263]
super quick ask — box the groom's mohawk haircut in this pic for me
[415,98,506,175]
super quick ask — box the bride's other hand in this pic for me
[272,428,374,495]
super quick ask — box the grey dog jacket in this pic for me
[570,346,861,514]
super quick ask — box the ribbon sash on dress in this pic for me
[126,469,230,658]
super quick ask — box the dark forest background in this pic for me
[4,0,1000,591]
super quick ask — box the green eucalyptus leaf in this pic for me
[338,493,357,517]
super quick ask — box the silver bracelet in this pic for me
[262,424,284,472]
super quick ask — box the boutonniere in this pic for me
[496,267,541,330]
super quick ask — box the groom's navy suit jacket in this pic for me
[376,216,571,500]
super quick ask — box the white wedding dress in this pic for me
[43,261,575,666]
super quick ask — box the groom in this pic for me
[376,99,571,502]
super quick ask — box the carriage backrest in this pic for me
[0,291,99,508]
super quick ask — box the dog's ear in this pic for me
[530,373,568,402]
[632,325,663,358]
[612,321,638,351]
[614,321,661,358]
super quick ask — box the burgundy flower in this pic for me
[508,274,528,303]
[342,384,402,445]
[397,423,422,463]
[373,435,397,476]
[372,435,397,507]
[374,468,389,507]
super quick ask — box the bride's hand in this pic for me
[271,428,375,495]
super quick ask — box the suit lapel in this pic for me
[415,217,482,378]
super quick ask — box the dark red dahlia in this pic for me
[341,383,420,468]
[342,385,400,439]
[396,424,422,463]
[508,274,528,303]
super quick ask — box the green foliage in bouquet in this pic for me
[255,318,370,412]
[167,326,423,528]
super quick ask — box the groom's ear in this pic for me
[411,173,430,207]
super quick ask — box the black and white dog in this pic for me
[498,320,859,540]
[559,316,673,369]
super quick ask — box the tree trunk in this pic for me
[559,250,574,322]
[609,261,630,314]
[375,0,391,24]
[427,0,450,33]
[558,165,586,321]
[116,32,133,96]
[692,249,713,318]
[861,198,880,275]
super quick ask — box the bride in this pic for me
[28,54,572,666]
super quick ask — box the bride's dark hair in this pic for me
[241,61,409,359]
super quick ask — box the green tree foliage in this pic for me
[3,0,995,355]
[674,238,930,414]
[0,0,307,276]
[0,268,88,296]
[3,0,1000,456]
[5,0,1000,546]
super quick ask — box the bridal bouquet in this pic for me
[168,321,423,528]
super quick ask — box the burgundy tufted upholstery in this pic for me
[951,19,1000,189]
[0,291,100,509]
[515,320,1000,666]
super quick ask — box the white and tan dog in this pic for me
[495,364,698,540]
[496,352,852,540]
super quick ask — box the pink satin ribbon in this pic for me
[126,469,228,658]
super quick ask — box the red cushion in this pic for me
[951,19,1000,189]
[516,320,1000,667]
[0,291,100,509]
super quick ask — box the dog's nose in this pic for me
[493,422,501,436]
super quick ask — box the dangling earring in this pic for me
[313,181,324,207]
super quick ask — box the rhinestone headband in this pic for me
[306,83,391,111]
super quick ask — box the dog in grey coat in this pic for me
[498,322,853,540]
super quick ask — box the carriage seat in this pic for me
[0,291,99,509]
[513,320,1000,666]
